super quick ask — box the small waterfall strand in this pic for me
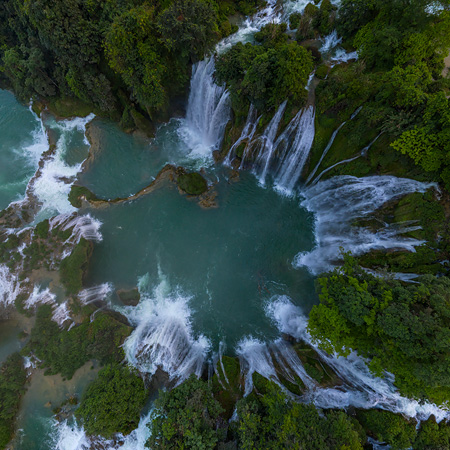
[224,104,260,167]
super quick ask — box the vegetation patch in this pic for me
[25,306,132,380]
[0,353,27,449]
[308,254,450,404]
[75,364,147,438]
[177,172,208,195]
[59,238,92,295]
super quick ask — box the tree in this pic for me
[237,380,363,449]
[146,375,224,449]
[75,364,147,438]
[308,255,450,404]
[157,0,219,62]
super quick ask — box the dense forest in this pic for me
[0,0,261,125]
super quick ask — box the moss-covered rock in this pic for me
[177,172,208,195]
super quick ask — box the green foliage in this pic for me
[68,185,98,208]
[237,380,363,449]
[0,353,27,449]
[215,31,313,113]
[415,416,450,449]
[308,254,450,403]
[34,219,49,239]
[146,375,224,449]
[26,305,131,379]
[177,172,208,195]
[59,238,92,295]
[356,410,416,450]
[157,0,219,62]
[75,364,147,438]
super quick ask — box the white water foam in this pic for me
[265,296,450,421]
[49,213,103,243]
[295,175,435,275]
[79,283,113,305]
[31,114,95,219]
[0,264,21,307]
[118,273,210,384]
[179,58,230,162]
[51,410,152,450]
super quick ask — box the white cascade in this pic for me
[49,213,103,243]
[265,296,450,421]
[0,264,21,308]
[78,283,112,305]
[117,273,210,385]
[273,106,315,194]
[252,101,288,184]
[181,58,231,160]
[295,175,436,275]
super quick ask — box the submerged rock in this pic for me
[117,288,140,307]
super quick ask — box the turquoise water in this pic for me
[0,90,47,210]
[85,169,316,348]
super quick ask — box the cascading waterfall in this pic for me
[78,283,112,305]
[31,114,95,219]
[49,213,103,243]
[252,101,288,184]
[295,175,436,275]
[180,57,231,160]
[262,295,450,421]
[273,106,315,193]
[241,104,315,192]
[224,104,259,166]
[117,273,210,384]
[0,264,21,308]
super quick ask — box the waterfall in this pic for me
[78,283,112,305]
[273,106,315,194]
[181,57,231,159]
[263,296,450,421]
[252,101,287,185]
[242,104,315,192]
[223,104,259,166]
[0,264,21,308]
[49,213,103,243]
[295,175,436,275]
[117,272,210,385]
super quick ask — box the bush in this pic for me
[356,410,417,450]
[26,306,131,379]
[68,185,98,208]
[76,364,147,438]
